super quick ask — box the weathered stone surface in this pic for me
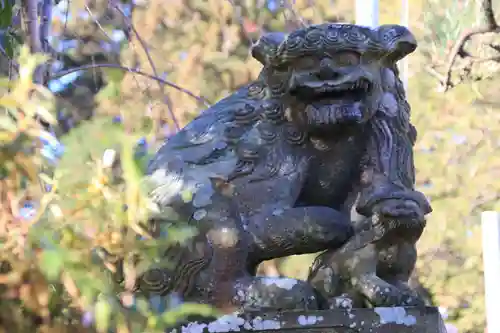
[138,22,432,312]
[174,307,446,333]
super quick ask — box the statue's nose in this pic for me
[318,59,344,80]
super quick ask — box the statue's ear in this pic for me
[377,24,417,63]
[251,32,286,66]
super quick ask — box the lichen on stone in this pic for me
[374,307,417,326]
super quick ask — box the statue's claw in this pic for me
[327,294,355,310]
[354,274,408,307]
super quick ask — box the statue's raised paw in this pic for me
[374,199,424,221]
[371,198,427,235]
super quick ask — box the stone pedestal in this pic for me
[175,307,446,333]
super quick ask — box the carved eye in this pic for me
[272,62,289,73]
[333,51,361,67]
[293,57,318,71]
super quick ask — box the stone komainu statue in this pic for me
[142,23,432,312]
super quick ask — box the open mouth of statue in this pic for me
[290,78,372,103]
[289,78,372,128]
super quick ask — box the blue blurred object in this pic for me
[81,310,94,327]
[137,137,147,147]
[167,292,183,309]
[18,200,37,220]
[112,115,122,124]
[134,137,148,159]
[161,123,176,139]
[56,111,65,121]
[40,134,65,165]
[149,295,168,313]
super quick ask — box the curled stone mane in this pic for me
[223,81,310,183]
[370,64,425,232]
[137,231,212,297]
[142,81,311,294]
[252,23,415,65]
[140,87,313,296]
[376,64,416,189]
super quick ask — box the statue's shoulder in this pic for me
[147,81,268,173]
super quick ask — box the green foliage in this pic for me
[97,68,128,102]
[421,0,476,57]
[408,76,492,333]
[105,0,352,128]
[0,0,21,59]
[19,0,496,332]
[0,47,216,333]
[0,0,12,29]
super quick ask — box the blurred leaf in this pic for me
[102,68,126,83]
[0,77,12,87]
[162,303,218,326]
[96,81,121,102]
[2,32,14,58]
[180,190,193,203]
[0,115,17,132]
[0,1,12,28]
[57,117,128,194]
[121,137,144,223]
[0,96,18,109]
[18,45,49,81]
[13,153,40,183]
[94,299,112,333]
[39,250,64,281]
[0,131,16,143]
[34,104,57,125]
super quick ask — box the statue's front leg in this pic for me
[245,206,354,264]
[349,111,431,307]
[357,114,432,223]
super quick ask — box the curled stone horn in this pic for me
[376,24,418,62]
[251,32,287,66]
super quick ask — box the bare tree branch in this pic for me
[113,4,180,131]
[40,0,52,53]
[433,0,500,91]
[477,0,497,28]
[21,0,44,84]
[442,26,500,90]
[48,63,212,107]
